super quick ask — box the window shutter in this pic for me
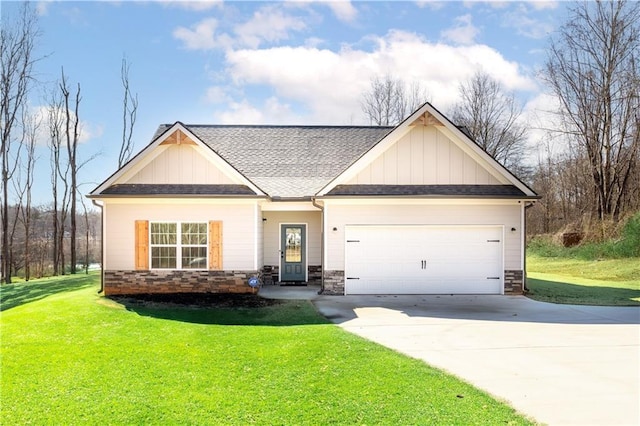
[209,221,222,270]
[135,220,149,270]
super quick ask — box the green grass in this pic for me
[1,278,532,425]
[0,272,99,310]
[526,255,640,306]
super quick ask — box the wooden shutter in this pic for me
[209,221,223,270]
[135,220,149,270]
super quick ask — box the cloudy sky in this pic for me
[11,0,567,204]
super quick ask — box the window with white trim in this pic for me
[150,222,207,269]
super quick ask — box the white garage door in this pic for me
[344,225,503,295]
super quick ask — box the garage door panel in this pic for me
[345,225,503,295]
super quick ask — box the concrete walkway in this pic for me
[260,286,640,425]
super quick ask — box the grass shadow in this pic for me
[110,294,331,326]
[1,274,99,311]
[526,277,640,306]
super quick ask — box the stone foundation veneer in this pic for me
[104,270,259,296]
[320,269,524,296]
[261,265,322,285]
[504,270,524,294]
[322,270,345,295]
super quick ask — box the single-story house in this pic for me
[88,103,539,296]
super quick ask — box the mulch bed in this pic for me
[108,293,283,309]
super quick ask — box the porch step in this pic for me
[278,282,308,287]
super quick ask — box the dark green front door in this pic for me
[281,224,306,282]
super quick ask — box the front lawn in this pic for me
[1,277,532,425]
[526,255,640,306]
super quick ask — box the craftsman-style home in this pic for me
[89,103,538,296]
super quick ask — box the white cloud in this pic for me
[213,97,299,124]
[235,6,307,49]
[174,5,307,51]
[220,30,536,124]
[521,91,568,159]
[160,1,223,11]
[173,18,221,50]
[323,1,358,22]
[205,86,232,104]
[501,4,554,39]
[415,1,446,11]
[440,14,480,45]
[285,0,358,22]
[36,1,50,16]
[527,1,558,11]
[30,105,102,146]
[79,122,104,144]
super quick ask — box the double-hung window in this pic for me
[150,222,208,269]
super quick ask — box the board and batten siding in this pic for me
[347,126,506,185]
[126,144,237,185]
[324,201,523,271]
[261,211,322,266]
[104,201,257,270]
[255,203,264,270]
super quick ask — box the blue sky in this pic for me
[6,0,566,204]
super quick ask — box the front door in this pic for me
[280,224,306,282]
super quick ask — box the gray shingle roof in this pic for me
[101,184,257,196]
[325,184,532,198]
[154,125,393,198]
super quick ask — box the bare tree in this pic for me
[542,0,640,220]
[361,75,429,126]
[119,56,138,168]
[60,68,81,274]
[47,88,67,275]
[14,108,39,281]
[0,2,39,283]
[450,71,529,174]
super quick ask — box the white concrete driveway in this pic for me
[312,294,640,426]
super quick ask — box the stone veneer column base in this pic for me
[104,270,259,296]
[321,270,345,295]
[504,270,524,294]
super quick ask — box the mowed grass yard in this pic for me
[526,255,640,306]
[0,275,532,425]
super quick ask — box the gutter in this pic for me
[91,199,104,293]
[523,201,536,293]
[311,197,325,294]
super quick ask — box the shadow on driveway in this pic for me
[313,294,640,325]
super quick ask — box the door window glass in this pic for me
[285,227,302,262]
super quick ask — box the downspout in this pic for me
[91,199,104,293]
[523,201,536,293]
[311,197,324,294]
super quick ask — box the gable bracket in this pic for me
[410,112,442,127]
[160,129,196,146]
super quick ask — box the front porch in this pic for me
[260,202,323,285]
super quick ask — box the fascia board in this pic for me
[426,105,538,197]
[89,122,267,197]
[89,124,176,196]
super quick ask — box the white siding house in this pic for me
[89,103,538,296]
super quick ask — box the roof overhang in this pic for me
[316,102,538,199]
[88,122,267,198]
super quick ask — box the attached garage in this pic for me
[344,225,504,295]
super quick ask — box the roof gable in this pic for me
[89,123,265,198]
[317,103,537,198]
